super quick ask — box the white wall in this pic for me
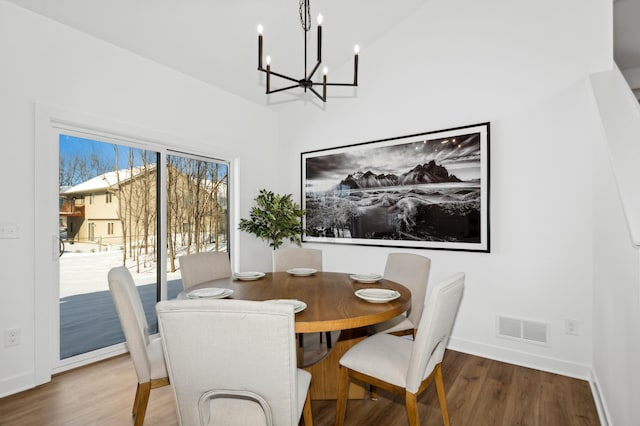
[590,67,640,425]
[3,0,635,422]
[276,0,610,380]
[0,1,278,396]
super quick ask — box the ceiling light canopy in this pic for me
[257,0,359,102]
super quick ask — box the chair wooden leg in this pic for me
[405,391,420,426]
[132,383,141,416]
[335,366,350,426]
[302,390,313,426]
[370,384,378,400]
[133,381,151,426]
[434,364,451,426]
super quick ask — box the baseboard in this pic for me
[447,336,591,380]
[0,371,36,399]
[589,368,612,426]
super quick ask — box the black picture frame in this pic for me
[301,122,490,252]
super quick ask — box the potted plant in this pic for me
[238,189,305,250]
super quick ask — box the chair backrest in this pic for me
[179,251,232,289]
[156,299,301,426]
[405,272,465,393]
[383,253,431,326]
[108,266,152,383]
[273,247,322,272]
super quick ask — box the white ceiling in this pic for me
[7,0,640,105]
[7,0,426,108]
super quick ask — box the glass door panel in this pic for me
[166,152,229,295]
[58,135,159,359]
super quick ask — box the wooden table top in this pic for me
[177,271,411,333]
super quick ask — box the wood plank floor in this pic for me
[0,350,600,426]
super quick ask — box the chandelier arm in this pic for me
[268,84,301,94]
[260,68,300,84]
[323,82,358,87]
[308,86,326,102]
[307,61,321,80]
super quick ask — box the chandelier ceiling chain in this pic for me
[299,0,311,32]
[257,0,359,102]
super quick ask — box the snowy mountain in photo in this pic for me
[338,160,461,190]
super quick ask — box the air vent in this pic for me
[497,315,549,345]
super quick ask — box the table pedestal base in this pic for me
[304,327,368,400]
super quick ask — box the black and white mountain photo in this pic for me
[302,126,488,250]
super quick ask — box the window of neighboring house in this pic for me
[88,222,95,240]
[107,222,114,235]
[89,193,95,204]
[106,192,112,203]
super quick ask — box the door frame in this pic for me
[35,104,235,382]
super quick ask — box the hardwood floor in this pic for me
[0,350,600,426]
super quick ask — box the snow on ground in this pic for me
[59,241,222,297]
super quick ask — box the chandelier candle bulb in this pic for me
[266,56,271,93]
[257,25,263,69]
[353,45,359,86]
[317,15,322,62]
[323,68,327,100]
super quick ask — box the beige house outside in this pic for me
[60,163,228,263]
[60,166,156,250]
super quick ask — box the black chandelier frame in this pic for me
[257,0,359,102]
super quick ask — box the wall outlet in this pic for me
[565,319,579,336]
[4,328,20,347]
[0,222,19,239]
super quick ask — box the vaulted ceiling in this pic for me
[8,0,640,105]
[7,0,425,108]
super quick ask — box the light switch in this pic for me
[0,222,19,239]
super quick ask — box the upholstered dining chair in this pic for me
[156,299,313,426]
[179,251,232,290]
[368,253,431,337]
[272,247,322,273]
[108,266,169,426]
[272,247,331,349]
[335,272,465,426]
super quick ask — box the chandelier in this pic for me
[257,0,359,102]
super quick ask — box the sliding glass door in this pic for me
[57,135,230,364]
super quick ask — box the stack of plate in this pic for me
[286,268,317,276]
[265,299,307,313]
[187,288,234,299]
[232,271,265,281]
[355,288,400,303]
[349,273,383,283]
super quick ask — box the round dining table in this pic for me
[177,271,411,334]
[177,271,412,400]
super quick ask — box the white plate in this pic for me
[286,268,317,276]
[350,273,383,283]
[233,271,265,281]
[187,288,234,299]
[265,299,307,313]
[355,288,400,303]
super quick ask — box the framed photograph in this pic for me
[301,122,490,252]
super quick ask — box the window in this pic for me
[107,222,114,235]
[106,192,112,203]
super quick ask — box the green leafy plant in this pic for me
[238,189,305,250]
